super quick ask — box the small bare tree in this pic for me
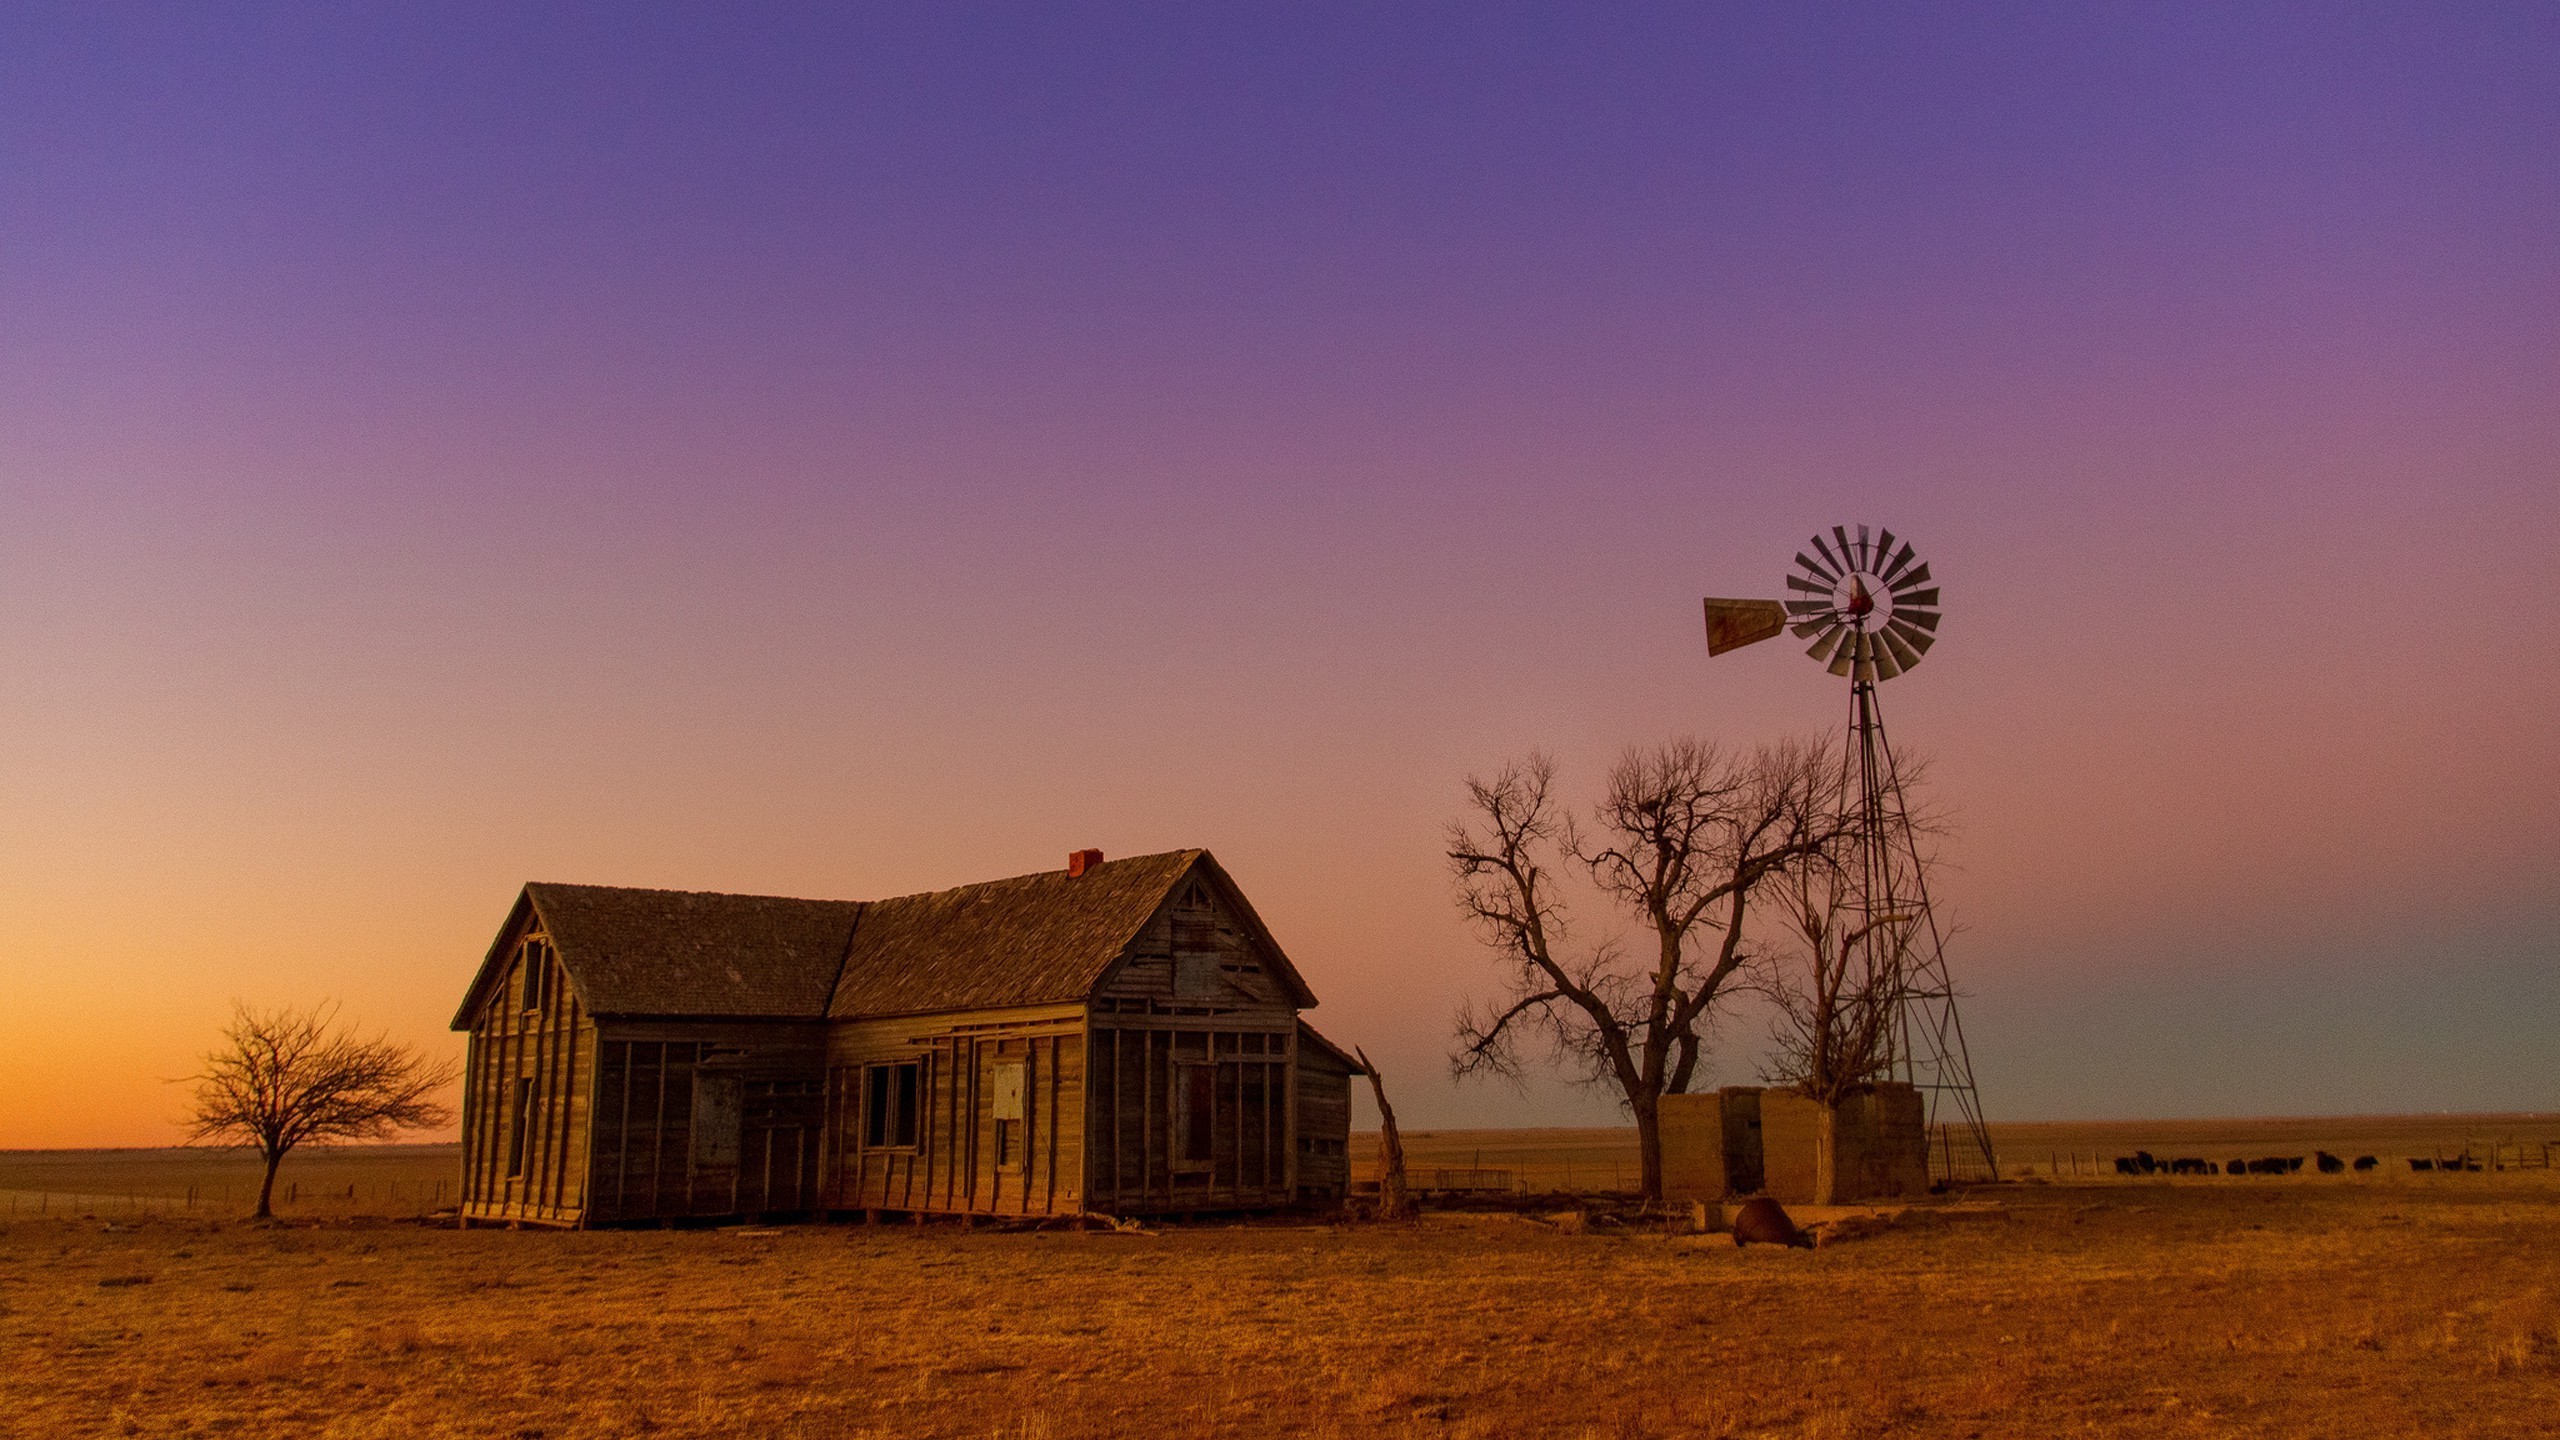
[1446,736,1850,1202]
[1758,860,1909,1101]
[184,1002,457,1219]
[1755,860,1909,1203]
[1756,755,1943,1202]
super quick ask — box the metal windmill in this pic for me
[1701,524,1997,1181]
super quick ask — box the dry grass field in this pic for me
[4,1122,2557,1439]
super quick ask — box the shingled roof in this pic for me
[454,849,1314,1028]
[530,883,863,1020]
[828,848,1316,1018]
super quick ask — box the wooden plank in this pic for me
[482,1012,503,1209]
[564,1004,587,1215]
[650,1041,669,1219]
[528,961,549,1216]
[679,1044,698,1217]
[963,1036,980,1210]
[554,998,574,1215]
[939,1039,955,1210]
[550,1005,569,1216]
[462,1027,480,1209]
[1045,1033,1061,1215]
[518,974,540,1215]
[522,978,547,1204]
[1106,1027,1121,1204]
[497,1008,517,1211]
[459,1030,480,1207]
[485,1016,505,1208]
[472,999,490,1210]
[858,1071,872,1207]
[1091,1012,1296,1033]
[1283,1025,1299,1195]
[614,1039,633,1216]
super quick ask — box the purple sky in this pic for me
[3,4,2554,1145]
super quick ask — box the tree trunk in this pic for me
[254,1149,283,1220]
[1354,1049,1411,1221]
[1812,1103,1839,1207]
[1633,1090,1664,1205]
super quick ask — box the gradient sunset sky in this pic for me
[4,4,2554,1147]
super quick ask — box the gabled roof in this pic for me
[451,849,1318,1030]
[451,884,862,1027]
[828,848,1315,1018]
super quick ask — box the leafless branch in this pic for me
[182,1001,457,1218]
[1444,734,1855,1200]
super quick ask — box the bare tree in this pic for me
[183,1002,457,1219]
[1446,736,1850,1202]
[1755,755,1944,1202]
[1757,860,1908,1102]
[1753,861,1907,1203]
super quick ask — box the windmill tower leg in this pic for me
[1850,679,1997,1181]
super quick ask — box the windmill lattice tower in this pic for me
[1703,524,1998,1181]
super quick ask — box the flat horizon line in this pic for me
[8,1109,2558,1155]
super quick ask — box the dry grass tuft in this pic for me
[365,1318,429,1355]
[227,1339,307,1386]
[744,1337,826,1387]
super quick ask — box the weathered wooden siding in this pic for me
[459,929,596,1227]
[1293,1040,1356,1202]
[1085,1023,1297,1213]
[580,1020,829,1224]
[821,1006,1086,1217]
[1083,879,1304,1213]
[1095,876,1297,1017]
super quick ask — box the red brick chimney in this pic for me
[1067,848,1104,877]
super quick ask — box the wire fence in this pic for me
[1,1178,457,1219]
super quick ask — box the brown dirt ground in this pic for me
[4,1170,2556,1438]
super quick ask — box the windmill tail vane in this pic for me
[1702,523,1996,1182]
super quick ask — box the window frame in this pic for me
[519,938,549,1011]
[861,1060,923,1151]
[1174,1062,1216,1169]
[505,1076,535,1178]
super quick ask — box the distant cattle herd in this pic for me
[2110,1149,2488,1177]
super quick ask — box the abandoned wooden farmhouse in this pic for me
[450,848,1365,1227]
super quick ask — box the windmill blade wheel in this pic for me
[1789,524,1942,683]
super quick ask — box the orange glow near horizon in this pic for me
[4,7,2556,1146]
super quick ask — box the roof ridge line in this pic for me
[823,898,869,1016]
[858,847,1204,908]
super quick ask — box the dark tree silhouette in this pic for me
[183,1002,456,1219]
[1446,736,1851,1202]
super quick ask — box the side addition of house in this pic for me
[449,849,1365,1227]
